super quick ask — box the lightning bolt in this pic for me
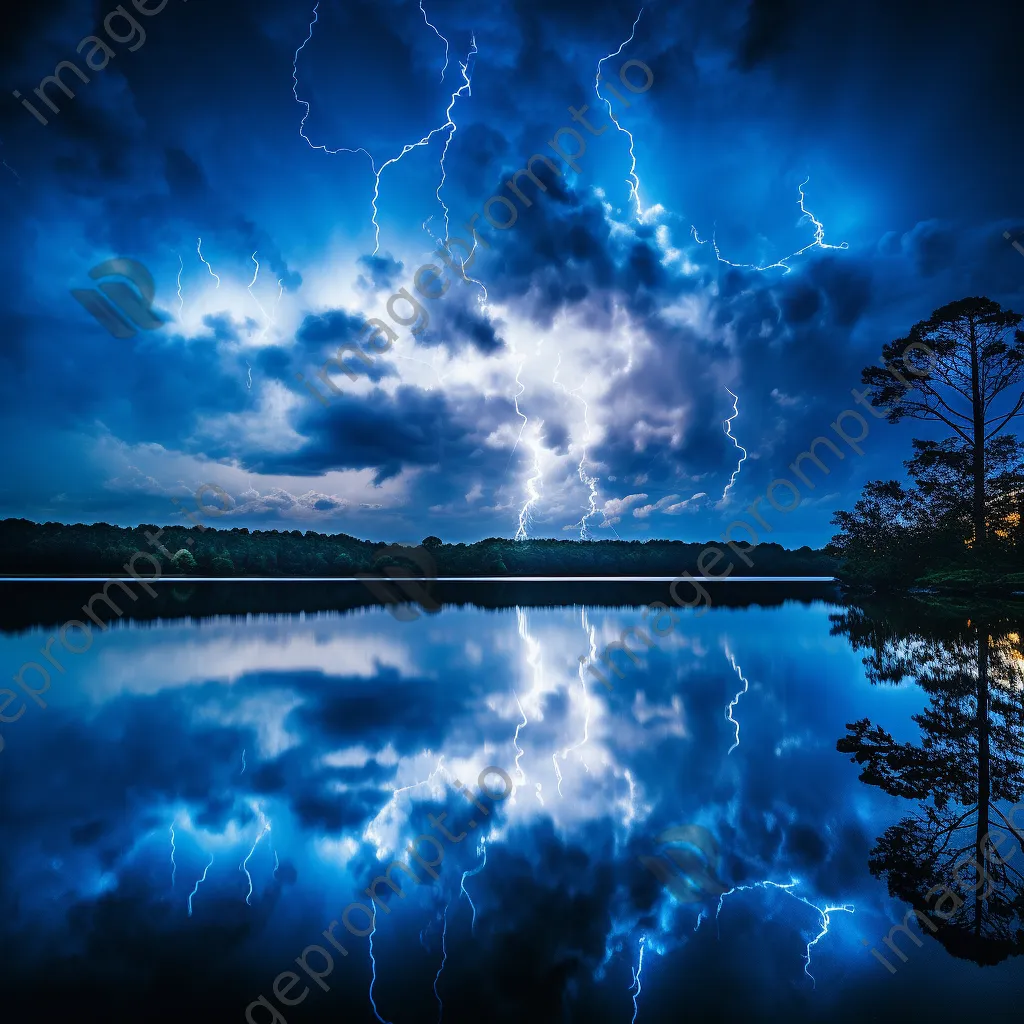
[619,768,640,834]
[433,899,450,1022]
[240,748,246,774]
[240,803,271,906]
[553,355,601,539]
[459,839,487,934]
[196,237,220,288]
[716,879,853,987]
[692,178,848,274]
[291,3,375,171]
[595,9,645,218]
[370,35,477,255]
[419,1,449,82]
[368,906,392,1024]
[723,645,749,756]
[187,853,215,917]
[273,849,280,878]
[364,755,451,858]
[513,606,547,786]
[720,387,747,505]
[169,822,177,888]
[795,897,854,988]
[248,251,272,323]
[553,607,596,794]
[432,32,477,249]
[176,253,184,317]
[629,935,646,1024]
[292,3,478,258]
[245,362,253,390]
[512,689,528,785]
[512,365,543,540]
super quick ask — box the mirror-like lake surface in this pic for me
[2,586,1022,1023]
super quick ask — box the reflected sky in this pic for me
[1,597,1021,1022]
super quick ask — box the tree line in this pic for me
[0,518,836,578]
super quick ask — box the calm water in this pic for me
[1,586,1022,1023]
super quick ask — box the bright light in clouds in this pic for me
[90,189,748,539]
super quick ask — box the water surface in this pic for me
[1,586,1021,1023]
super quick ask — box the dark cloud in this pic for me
[356,252,404,292]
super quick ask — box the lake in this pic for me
[1,582,1022,1023]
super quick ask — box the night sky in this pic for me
[2,0,1023,545]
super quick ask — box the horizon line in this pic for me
[0,575,838,583]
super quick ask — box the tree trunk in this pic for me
[975,627,990,937]
[969,315,987,547]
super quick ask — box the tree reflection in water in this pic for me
[833,598,1024,966]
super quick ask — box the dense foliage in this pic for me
[0,518,837,578]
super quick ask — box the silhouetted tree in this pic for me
[834,603,1024,966]
[860,297,1024,548]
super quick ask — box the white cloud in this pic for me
[662,492,708,514]
[633,494,682,518]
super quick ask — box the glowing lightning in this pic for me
[511,365,543,540]
[432,34,476,246]
[240,748,246,774]
[292,2,478,256]
[196,237,220,288]
[176,253,184,317]
[369,36,477,255]
[169,822,177,888]
[248,251,272,322]
[365,756,451,858]
[512,689,528,785]
[716,879,853,987]
[553,607,596,794]
[187,853,215,917]
[553,355,601,539]
[723,645,749,756]
[419,1,450,81]
[720,387,747,505]
[459,839,487,933]
[514,606,546,787]
[630,936,646,1024]
[692,178,848,274]
[240,804,271,906]
[368,906,393,1024]
[433,899,450,1022]
[291,3,375,171]
[595,9,645,218]
[794,897,854,988]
